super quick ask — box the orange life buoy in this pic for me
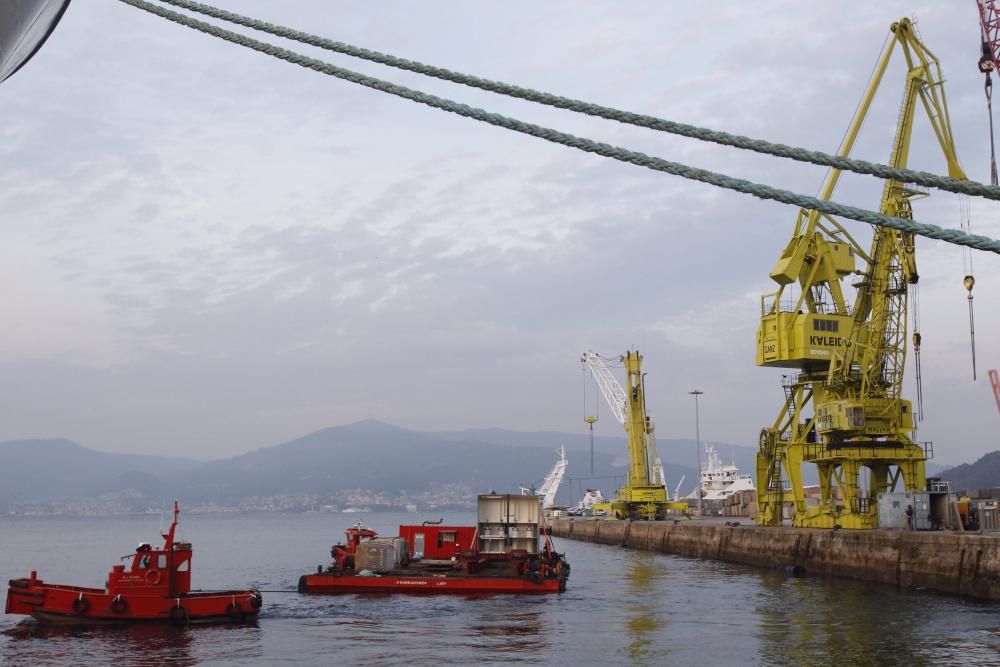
[145,569,162,585]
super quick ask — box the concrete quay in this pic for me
[550,518,1000,600]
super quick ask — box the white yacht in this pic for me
[689,443,755,502]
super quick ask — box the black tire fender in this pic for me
[110,596,127,614]
[72,597,90,614]
[169,605,188,625]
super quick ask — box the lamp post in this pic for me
[689,390,704,518]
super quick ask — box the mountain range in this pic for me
[0,419,971,512]
[936,451,1000,492]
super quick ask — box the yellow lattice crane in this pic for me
[581,351,687,520]
[755,18,965,529]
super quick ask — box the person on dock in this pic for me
[905,504,914,531]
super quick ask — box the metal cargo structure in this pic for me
[477,494,540,555]
[355,542,395,573]
[877,492,930,530]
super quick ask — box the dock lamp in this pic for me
[689,390,704,517]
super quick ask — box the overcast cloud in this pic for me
[1,1,998,463]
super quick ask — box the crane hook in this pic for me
[965,274,977,382]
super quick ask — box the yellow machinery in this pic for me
[755,18,966,529]
[582,351,687,520]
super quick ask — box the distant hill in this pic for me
[938,451,1000,492]
[0,438,198,505]
[175,419,636,505]
[438,426,953,483]
[0,422,958,512]
[439,426,757,493]
[0,422,637,509]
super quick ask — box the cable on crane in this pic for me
[147,0,1000,203]
[910,284,923,422]
[961,195,977,382]
[970,0,1000,381]
[116,0,1000,255]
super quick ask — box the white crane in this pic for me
[536,445,568,509]
[580,351,666,487]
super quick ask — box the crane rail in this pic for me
[118,0,1000,255]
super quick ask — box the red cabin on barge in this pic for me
[298,494,570,595]
[6,502,262,624]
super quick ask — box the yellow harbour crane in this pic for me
[581,350,687,520]
[755,18,966,529]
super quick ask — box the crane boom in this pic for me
[990,369,1000,415]
[979,0,1000,72]
[581,351,628,425]
[581,351,665,486]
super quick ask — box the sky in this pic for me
[0,1,998,464]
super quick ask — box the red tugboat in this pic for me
[6,502,262,624]
[298,494,570,595]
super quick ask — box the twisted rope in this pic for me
[117,0,1000,254]
[152,0,999,202]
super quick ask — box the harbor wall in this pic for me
[550,519,1000,600]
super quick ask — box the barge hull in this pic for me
[298,574,563,595]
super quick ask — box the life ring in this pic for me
[145,569,162,585]
[225,602,245,620]
[169,605,188,625]
[110,596,127,614]
[72,597,90,614]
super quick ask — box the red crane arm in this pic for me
[979,1,1000,71]
[990,369,1000,415]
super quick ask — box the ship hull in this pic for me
[6,578,261,624]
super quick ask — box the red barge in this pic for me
[6,502,262,625]
[298,494,570,595]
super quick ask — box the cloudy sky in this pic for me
[1,1,998,464]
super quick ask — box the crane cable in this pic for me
[911,284,923,422]
[966,26,1000,381]
[115,0,1000,256]
[147,0,1000,203]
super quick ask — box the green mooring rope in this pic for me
[117,0,1000,255]
[151,0,1000,203]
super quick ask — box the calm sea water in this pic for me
[2,512,999,666]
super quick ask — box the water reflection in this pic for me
[755,571,943,666]
[3,620,197,667]
[622,555,669,665]
[2,618,262,667]
[470,606,546,658]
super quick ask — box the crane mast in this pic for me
[580,350,679,520]
[755,18,965,529]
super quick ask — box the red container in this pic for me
[398,525,477,560]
